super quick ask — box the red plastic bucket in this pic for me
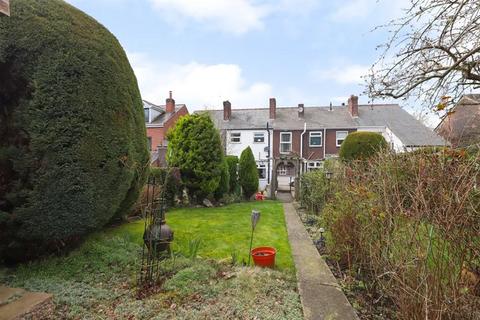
[251,246,276,268]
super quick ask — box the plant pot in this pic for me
[251,246,276,268]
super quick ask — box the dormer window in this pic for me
[144,108,150,123]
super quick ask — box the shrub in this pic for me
[238,147,259,199]
[339,131,388,161]
[300,170,328,214]
[148,167,182,207]
[214,158,230,201]
[323,149,480,318]
[167,114,223,202]
[225,155,239,194]
[0,0,149,262]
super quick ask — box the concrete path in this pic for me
[0,286,53,320]
[276,191,294,203]
[283,203,359,320]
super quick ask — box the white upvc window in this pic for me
[336,131,348,147]
[309,131,322,147]
[307,161,323,172]
[253,132,265,143]
[257,163,267,179]
[280,132,292,154]
[230,132,241,143]
[144,108,150,123]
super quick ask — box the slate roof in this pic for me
[435,94,480,147]
[143,100,186,127]
[204,103,446,147]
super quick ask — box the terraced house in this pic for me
[206,95,446,197]
[144,92,189,166]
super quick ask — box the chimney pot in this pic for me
[348,94,359,117]
[166,91,175,113]
[298,103,304,118]
[223,100,232,121]
[269,98,276,120]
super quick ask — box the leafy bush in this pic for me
[322,149,480,318]
[167,114,223,202]
[214,158,230,201]
[225,155,239,194]
[339,131,388,161]
[300,170,329,214]
[148,167,182,207]
[238,147,259,199]
[0,0,149,262]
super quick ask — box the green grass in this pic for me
[0,201,301,319]
[114,200,294,270]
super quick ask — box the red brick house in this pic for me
[144,92,188,166]
[435,94,480,148]
[205,95,446,197]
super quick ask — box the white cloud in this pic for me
[315,64,369,85]
[148,0,268,35]
[128,52,273,111]
[148,0,320,35]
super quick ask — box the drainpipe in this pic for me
[300,122,307,174]
[323,128,326,160]
[267,122,271,184]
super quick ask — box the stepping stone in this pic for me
[0,286,53,320]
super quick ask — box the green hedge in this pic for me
[339,131,388,161]
[0,0,149,262]
[225,155,239,194]
[214,158,230,200]
[238,147,259,199]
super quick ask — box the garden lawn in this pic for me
[115,200,294,270]
[0,201,302,319]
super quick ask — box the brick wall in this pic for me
[273,128,357,159]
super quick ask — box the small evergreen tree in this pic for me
[167,114,223,202]
[238,147,259,199]
[225,155,239,194]
[214,158,230,201]
[339,132,388,161]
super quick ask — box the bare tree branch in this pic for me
[366,0,480,118]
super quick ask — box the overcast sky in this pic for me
[65,0,435,120]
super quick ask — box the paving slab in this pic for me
[283,203,359,320]
[0,288,53,320]
[0,286,25,305]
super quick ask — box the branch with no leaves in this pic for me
[366,0,480,117]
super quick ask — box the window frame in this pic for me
[309,131,323,147]
[307,161,323,171]
[336,131,349,147]
[147,136,152,151]
[279,132,292,154]
[230,131,241,144]
[253,132,265,143]
[257,163,267,180]
[144,108,150,123]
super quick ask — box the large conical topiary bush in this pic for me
[0,0,149,262]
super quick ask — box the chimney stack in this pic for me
[223,100,232,121]
[348,94,359,117]
[166,90,175,113]
[298,103,304,118]
[269,98,276,120]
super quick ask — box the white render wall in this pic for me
[225,129,273,190]
[357,126,405,153]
